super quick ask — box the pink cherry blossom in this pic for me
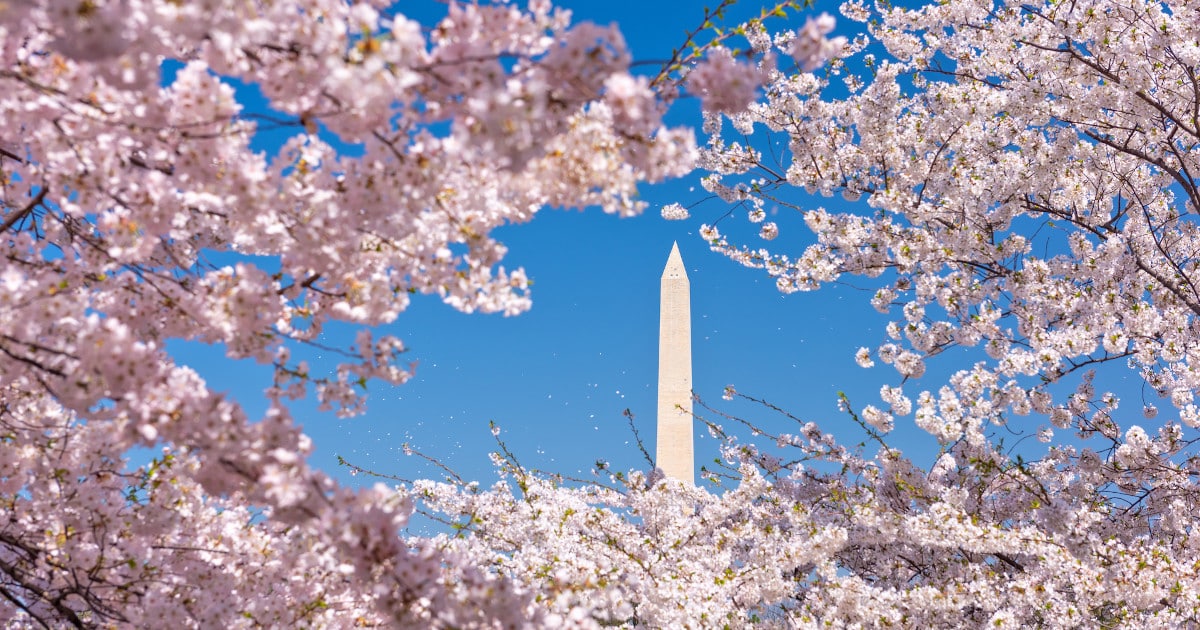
[0,0,697,624]
[685,47,760,114]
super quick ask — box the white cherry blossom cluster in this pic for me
[696,0,1200,453]
[397,387,1200,627]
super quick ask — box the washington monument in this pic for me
[656,242,694,483]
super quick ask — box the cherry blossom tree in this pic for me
[0,0,701,625]
[394,383,1200,627]
[695,0,1200,454]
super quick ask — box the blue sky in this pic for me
[169,0,991,490]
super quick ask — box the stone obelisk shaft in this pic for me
[656,242,694,483]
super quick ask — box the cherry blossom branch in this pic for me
[0,187,48,234]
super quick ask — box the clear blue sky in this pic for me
[167,0,1006,490]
